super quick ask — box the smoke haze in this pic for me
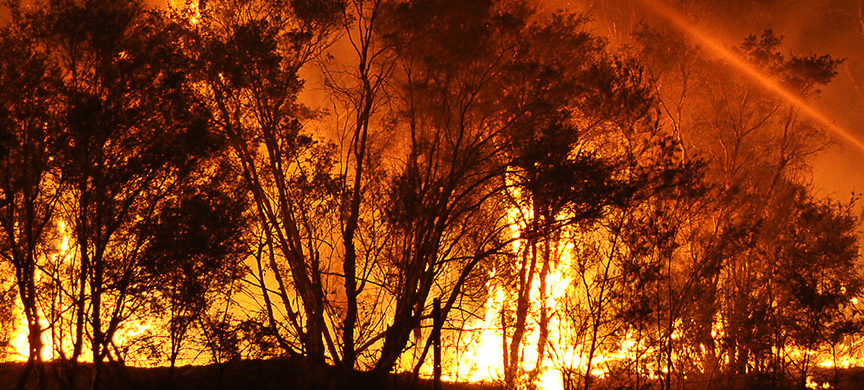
[553,0,864,198]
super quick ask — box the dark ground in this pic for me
[0,358,502,390]
[3,359,864,389]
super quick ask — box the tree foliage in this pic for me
[0,1,859,390]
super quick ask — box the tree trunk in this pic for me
[91,259,103,390]
[506,207,539,389]
[535,234,551,377]
[433,298,442,390]
[14,253,46,390]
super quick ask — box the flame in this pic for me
[5,223,71,362]
[169,0,201,25]
[445,251,575,388]
[428,216,864,388]
[4,221,156,364]
[806,375,832,389]
[637,0,864,153]
[434,204,613,389]
[8,299,44,362]
[4,2,864,377]
[452,286,507,382]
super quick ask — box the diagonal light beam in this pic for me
[637,0,864,153]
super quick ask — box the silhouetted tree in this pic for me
[190,0,345,364]
[138,166,249,368]
[316,0,397,369]
[769,186,861,386]
[14,1,224,388]
[0,10,64,390]
[373,2,658,384]
[629,23,851,385]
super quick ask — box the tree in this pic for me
[372,2,660,384]
[190,0,345,364]
[317,0,397,369]
[629,22,848,384]
[501,75,653,388]
[770,186,861,386]
[138,166,249,368]
[14,2,226,388]
[0,11,64,390]
[368,0,537,376]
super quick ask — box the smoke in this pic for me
[557,0,864,198]
[3,0,860,197]
[687,0,864,198]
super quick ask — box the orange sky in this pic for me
[5,0,862,199]
[551,0,864,200]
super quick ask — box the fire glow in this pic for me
[638,0,864,153]
[3,0,864,389]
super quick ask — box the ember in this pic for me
[1,0,863,389]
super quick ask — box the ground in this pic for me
[0,359,501,390]
[2,360,864,389]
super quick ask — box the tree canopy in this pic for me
[0,1,860,390]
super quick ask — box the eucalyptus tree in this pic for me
[628,23,850,382]
[137,165,250,368]
[0,10,64,390]
[14,1,229,388]
[369,1,666,383]
[189,0,345,363]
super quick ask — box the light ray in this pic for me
[638,0,864,153]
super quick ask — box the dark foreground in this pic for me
[0,359,500,390]
[3,360,864,390]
